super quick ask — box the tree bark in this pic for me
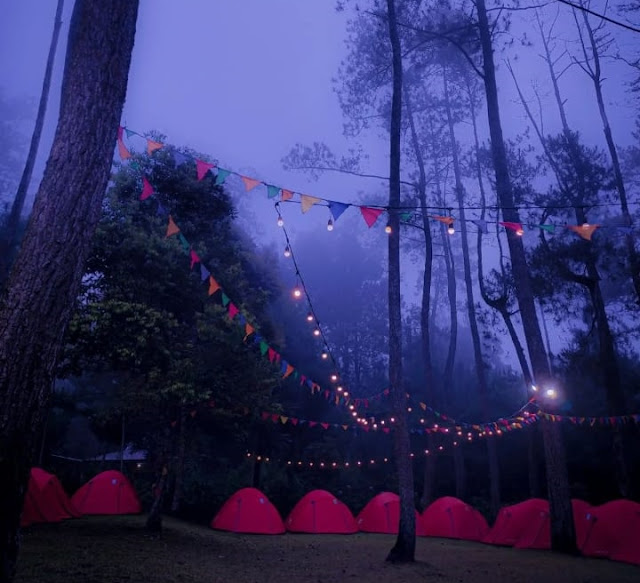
[171,407,187,513]
[0,0,65,283]
[475,0,575,552]
[0,2,138,580]
[385,0,415,563]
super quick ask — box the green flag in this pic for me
[215,168,231,185]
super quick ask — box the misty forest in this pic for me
[1,1,639,582]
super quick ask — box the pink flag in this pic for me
[196,159,215,181]
[499,221,524,235]
[189,249,200,269]
[228,303,239,319]
[360,206,384,228]
[140,177,154,200]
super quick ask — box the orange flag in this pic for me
[117,139,131,160]
[241,176,261,192]
[166,215,180,237]
[283,364,294,379]
[280,416,289,424]
[244,323,255,341]
[568,223,599,241]
[432,215,454,226]
[147,139,164,155]
[300,194,322,213]
[208,276,220,296]
[281,189,294,202]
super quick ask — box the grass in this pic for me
[15,515,638,583]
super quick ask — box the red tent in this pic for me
[21,468,80,527]
[286,489,357,534]
[483,498,548,546]
[421,496,489,541]
[211,487,285,534]
[513,499,591,550]
[580,499,640,566]
[356,492,426,535]
[71,470,141,515]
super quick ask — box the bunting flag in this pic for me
[208,275,220,295]
[178,232,190,252]
[166,215,180,237]
[328,201,349,222]
[244,323,255,341]
[189,249,200,269]
[360,206,384,228]
[196,159,215,181]
[228,303,239,319]
[140,177,154,200]
[300,194,322,213]
[215,168,231,185]
[221,292,230,307]
[500,221,524,235]
[241,175,262,192]
[200,264,210,282]
[473,219,489,234]
[266,185,280,199]
[432,215,454,226]
[118,138,131,160]
[283,364,295,379]
[147,139,164,155]
[538,224,555,233]
[281,189,294,202]
[568,224,599,241]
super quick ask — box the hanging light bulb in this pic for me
[277,215,284,227]
[385,223,392,234]
[330,374,338,382]
[313,328,321,337]
[516,227,524,236]
[292,286,302,299]
[327,218,334,231]
[447,221,455,235]
[321,351,329,360]
[283,245,291,257]
[306,312,314,322]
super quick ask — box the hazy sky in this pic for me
[1,0,639,360]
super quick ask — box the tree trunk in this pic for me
[453,444,465,500]
[443,65,498,514]
[528,424,541,498]
[475,0,575,552]
[0,2,138,580]
[385,0,415,563]
[0,0,65,283]
[146,464,168,534]
[119,413,126,474]
[171,407,187,513]
[405,91,435,509]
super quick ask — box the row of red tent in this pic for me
[21,468,639,567]
[212,488,640,567]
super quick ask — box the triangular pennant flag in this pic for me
[320,423,329,430]
[281,189,294,202]
[270,413,279,422]
[215,168,231,185]
[244,323,255,341]
[499,221,524,235]
[117,139,131,160]
[283,364,294,379]
[125,128,136,139]
[147,139,164,155]
[166,215,180,237]
[473,219,489,234]
[237,313,246,326]
[221,292,230,307]
[432,215,454,226]
[228,303,239,319]
[360,206,384,227]
[290,418,299,426]
[200,264,210,282]
[117,126,124,140]
[308,421,317,428]
[300,194,322,213]
[208,276,220,295]
[266,185,280,199]
[241,175,261,192]
[568,224,599,241]
[261,411,270,421]
[156,202,168,216]
[399,211,413,222]
[259,341,269,356]
[267,347,277,363]
[178,232,190,252]
[172,149,189,166]
[538,224,555,233]
[189,249,200,269]
[196,159,215,181]
[328,201,349,221]
[140,177,154,200]
[280,360,288,374]
[280,416,288,424]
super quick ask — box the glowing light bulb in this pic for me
[343,391,348,397]
[337,386,343,392]
[385,224,392,234]
[283,245,291,257]
[321,351,329,360]
[327,218,334,231]
[447,222,455,235]
[306,313,314,322]
[292,287,302,299]
[277,216,284,227]
[313,328,321,337]
[531,384,538,392]
[330,374,338,382]
[516,228,524,236]
[546,388,557,398]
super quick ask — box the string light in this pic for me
[313,328,321,337]
[330,374,338,382]
[447,222,455,235]
[277,215,284,227]
[306,312,314,322]
[321,350,329,360]
[283,245,291,257]
[327,218,334,231]
[292,286,302,299]
[385,223,392,234]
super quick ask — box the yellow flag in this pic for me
[147,139,164,155]
[166,215,180,237]
[300,194,322,213]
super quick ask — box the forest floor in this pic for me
[15,515,638,583]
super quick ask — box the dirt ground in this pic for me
[15,516,638,583]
